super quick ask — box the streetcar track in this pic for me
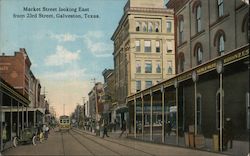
[70,130,121,156]
[68,131,96,156]
[72,129,155,156]
[60,132,66,156]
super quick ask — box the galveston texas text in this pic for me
[13,7,99,19]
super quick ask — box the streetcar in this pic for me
[59,115,71,131]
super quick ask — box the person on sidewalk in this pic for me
[119,120,127,138]
[102,123,109,138]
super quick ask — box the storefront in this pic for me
[127,45,249,155]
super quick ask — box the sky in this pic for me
[0,0,169,117]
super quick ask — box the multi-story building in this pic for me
[102,69,115,123]
[111,0,175,123]
[125,0,248,155]
[0,48,31,98]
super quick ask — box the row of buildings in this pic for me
[76,0,248,155]
[0,48,52,151]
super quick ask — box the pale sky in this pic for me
[0,0,169,117]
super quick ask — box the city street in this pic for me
[3,128,228,156]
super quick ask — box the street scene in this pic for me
[3,128,227,156]
[0,0,249,156]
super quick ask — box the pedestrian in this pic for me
[223,117,233,150]
[45,125,49,140]
[114,119,117,132]
[165,121,171,136]
[102,123,109,138]
[119,120,127,138]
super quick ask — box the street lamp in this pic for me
[174,79,179,145]
[192,71,198,136]
[216,59,224,152]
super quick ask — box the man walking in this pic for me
[119,120,126,138]
[102,123,109,138]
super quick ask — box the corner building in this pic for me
[111,0,175,125]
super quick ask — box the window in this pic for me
[145,81,152,89]
[167,21,172,32]
[142,22,147,32]
[197,47,203,65]
[218,35,224,55]
[179,19,184,44]
[156,41,160,53]
[167,60,173,74]
[196,5,201,33]
[217,0,224,17]
[156,61,161,73]
[136,22,140,31]
[145,61,152,73]
[144,41,151,52]
[148,22,153,32]
[155,22,159,32]
[197,94,202,134]
[135,40,140,52]
[167,41,173,53]
[136,80,141,92]
[136,60,141,73]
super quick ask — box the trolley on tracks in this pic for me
[59,115,71,132]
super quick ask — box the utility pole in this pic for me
[91,78,99,135]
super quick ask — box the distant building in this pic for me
[102,69,115,123]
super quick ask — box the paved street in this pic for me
[2,128,229,156]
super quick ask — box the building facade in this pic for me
[166,0,249,73]
[125,1,248,155]
[111,0,176,125]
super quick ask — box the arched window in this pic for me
[194,42,203,65]
[136,21,140,32]
[217,0,224,17]
[178,17,184,44]
[242,13,249,42]
[214,30,226,56]
[142,22,147,32]
[155,22,159,32]
[148,22,153,32]
[219,35,224,55]
[196,5,201,32]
